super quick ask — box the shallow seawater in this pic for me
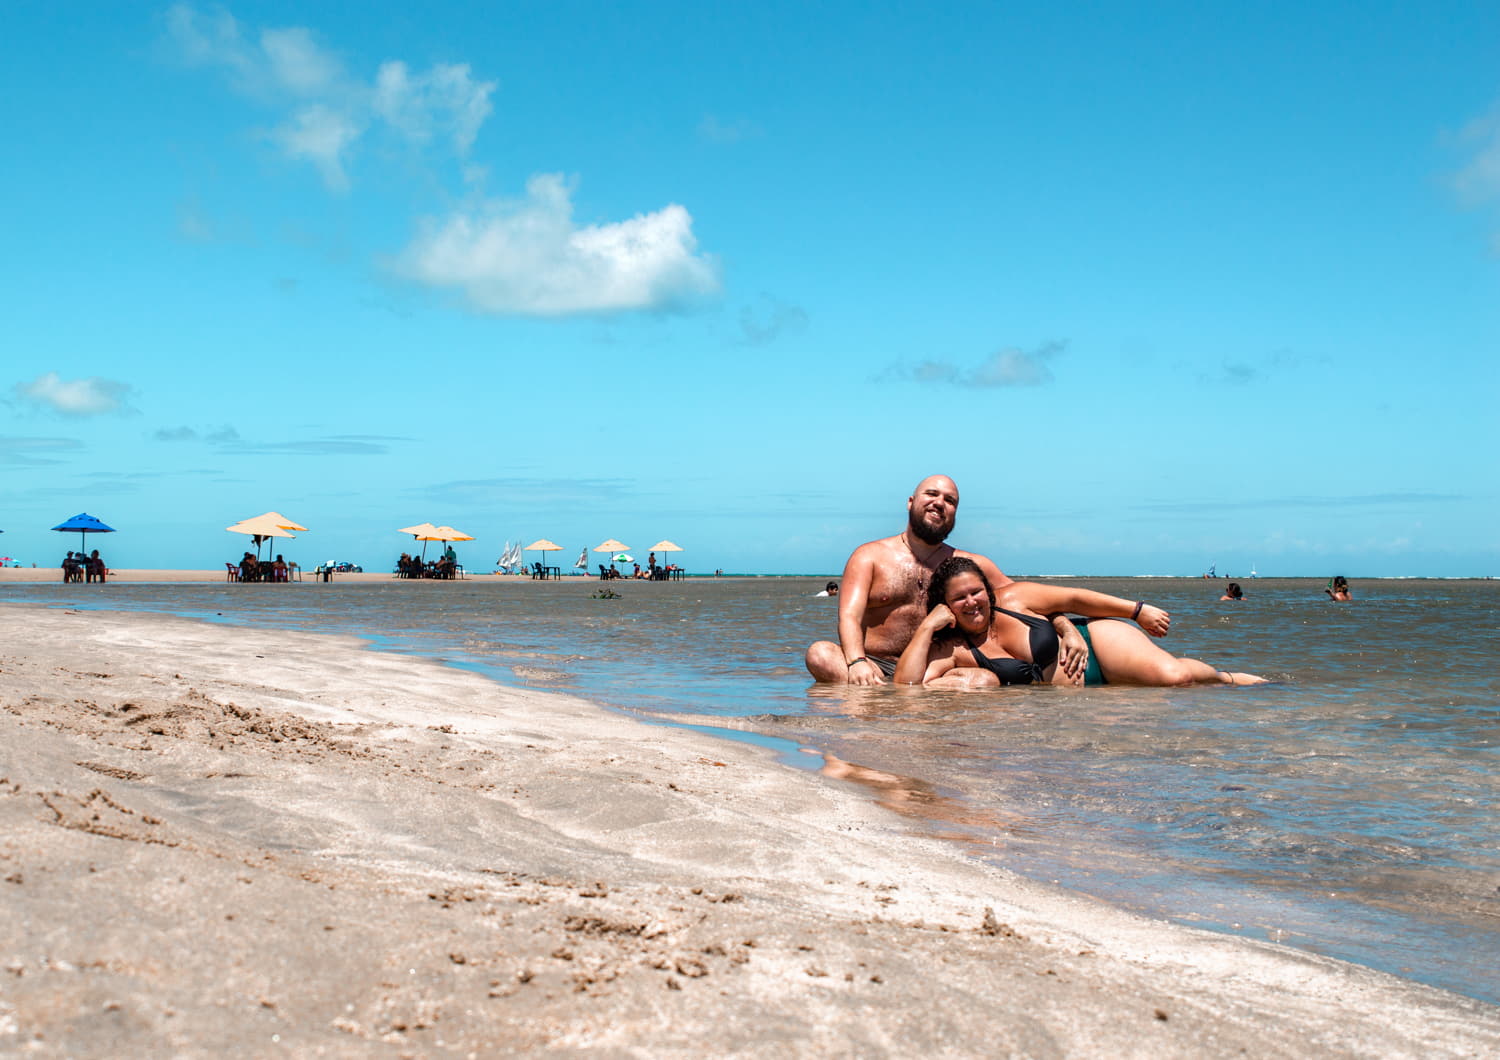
[6,575,1499,1005]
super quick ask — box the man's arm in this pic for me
[1002,582,1171,638]
[837,546,886,685]
[961,550,1014,589]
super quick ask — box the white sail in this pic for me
[574,547,588,569]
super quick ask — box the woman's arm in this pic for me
[894,605,959,685]
[999,582,1171,638]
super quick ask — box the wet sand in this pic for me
[2,603,1497,1056]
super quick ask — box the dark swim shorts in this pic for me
[1074,622,1108,686]
[863,655,899,679]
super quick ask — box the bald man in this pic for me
[805,475,1083,685]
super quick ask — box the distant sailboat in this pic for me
[496,540,523,572]
[574,547,588,571]
[1249,562,1258,579]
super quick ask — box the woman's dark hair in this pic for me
[1332,575,1348,589]
[1226,581,1242,598]
[927,555,996,614]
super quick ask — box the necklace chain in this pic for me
[902,532,942,591]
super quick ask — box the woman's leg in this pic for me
[1084,619,1264,685]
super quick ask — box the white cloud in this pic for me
[269,104,363,192]
[260,26,342,96]
[971,342,1065,386]
[374,61,495,154]
[14,373,134,416]
[395,174,720,316]
[1454,104,1500,205]
[165,4,489,187]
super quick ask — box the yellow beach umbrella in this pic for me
[264,510,309,532]
[227,513,299,559]
[648,540,683,554]
[523,538,562,574]
[593,538,630,575]
[397,522,452,559]
[430,526,475,542]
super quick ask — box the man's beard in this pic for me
[908,507,954,546]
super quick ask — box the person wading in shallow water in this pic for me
[804,474,1087,686]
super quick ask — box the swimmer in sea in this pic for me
[1220,582,1244,601]
[894,557,1266,689]
[1325,576,1351,602]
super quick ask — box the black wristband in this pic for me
[846,657,868,668]
[1132,601,1144,621]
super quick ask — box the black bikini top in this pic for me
[965,607,1060,685]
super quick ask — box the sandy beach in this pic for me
[3,603,1498,1056]
[0,568,536,585]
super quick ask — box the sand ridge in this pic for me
[2,602,1497,1056]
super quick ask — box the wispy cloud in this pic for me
[153,424,241,443]
[13,373,135,416]
[1196,348,1333,387]
[165,6,717,318]
[0,436,85,467]
[1451,98,1500,249]
[416,475,634,507]
[224,437,393,456]
[892,341,1067,387]
[164,3,495,190]
[1134,491,1464,515]
[394,173,720,316]
[738,294,808,346]
[698,114,763,145]
[151,426,401,455]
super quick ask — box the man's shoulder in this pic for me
[850,535,905,560]
[952,546,1012,584]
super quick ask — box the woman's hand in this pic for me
[921,603,957,634]
[1054,619,1089,678]
[1136,604,1171,637]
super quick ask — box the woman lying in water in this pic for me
[894,557,1265,688]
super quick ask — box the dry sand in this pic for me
[0,568,530,585]
[2,602,1497,1057]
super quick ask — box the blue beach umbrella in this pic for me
[51,512,116,553]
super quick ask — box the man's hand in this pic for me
[1053,616,1089,679]
[848,658,886,686]
[1136,604,1171,638]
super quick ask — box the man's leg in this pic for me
[805,640,849,683]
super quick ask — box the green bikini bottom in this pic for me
[1075,621,1108,686]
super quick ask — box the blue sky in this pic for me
[3,2,1497,576]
